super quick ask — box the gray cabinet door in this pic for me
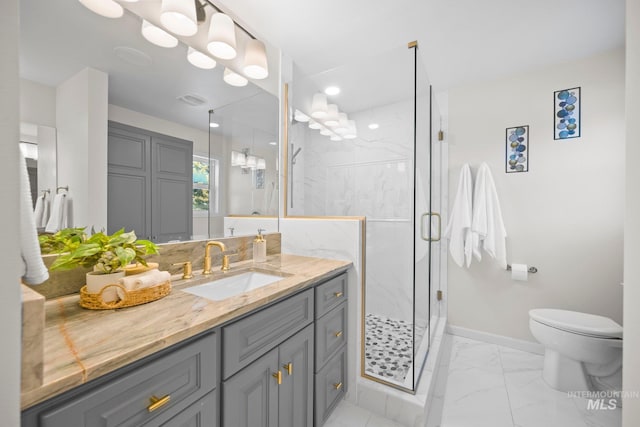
[158,390,217,427]
[151,136,193,243]
[107,125,152,239]
[222,348,279,427]
[278,324,314,427]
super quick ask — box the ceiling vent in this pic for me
[177,93,208,107]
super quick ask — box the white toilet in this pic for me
[529,308,623,393]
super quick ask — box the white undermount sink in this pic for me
[183,271,285,301]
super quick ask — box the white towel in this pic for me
[45,193,68,233]
[20,151,49,285]
[471,163,508,269]
[33,194,45,227]
[41,192,50,227]
[116,269,171,299]
[444,164,474,267]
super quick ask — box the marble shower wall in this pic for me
[299,98,416,322]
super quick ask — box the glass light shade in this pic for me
[344,120,358,139]
[324,104,340,127]
[330,135,343,141]
[294,109,310,122]
[78,0,123,18]
[335,113,349,134]
[243,39,269,79]
[187,47,217,69]
[141,20,178,48]
[231,151,246,167]
[308,120,322,130]
[223,68,248,87]
[246,155,257,169]
[160,0,197,36]
[319,127,332,136]
[257,158,266,170]
[310,93,328,119]
[207,13,237,60]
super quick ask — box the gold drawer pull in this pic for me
[333,382,343,390]
[272,370,282,385]
[334,291,343,298]
[283,363,293,375]
[147,394,171,412]
[335,331,343,338]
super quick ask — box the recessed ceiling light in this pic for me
[324,86,340,96]
[368,123,380,130]
[269,141,277,146]
[209,122,220,128]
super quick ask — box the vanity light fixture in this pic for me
[330,134,343,142]
[256,158,266,170]
[78,0,123,18]
[207,12,237,60]
[141,19,179,48]
[246,155,258,169]
[368,123,380,130]
[335,113,349,134]
[324,86,340,96]
[223,67,248,87]
[294,110,310,123]
[344,120,358,139]
[308,120,322,130]
[310,93,328,119]
[243,39,269,79]
[319,127,332,136]
[187,47,217,69]
[231,150,246,167]
[324,104,340,127]
[160,0,198,36]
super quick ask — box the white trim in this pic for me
[446,324,544,355]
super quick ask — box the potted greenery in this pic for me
[40,228,159,300]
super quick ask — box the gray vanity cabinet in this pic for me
[222,324,313,427]
[107,121,193,243]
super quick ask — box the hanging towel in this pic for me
[471,163,508,269]
[33,194,45,228]
[45,192,68,233]
[444,164,474,267]
[41,192,50,228]
[20,151,49,285]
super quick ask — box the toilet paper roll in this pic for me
[511,263,528,281]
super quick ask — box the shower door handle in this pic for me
[420,212,441,242]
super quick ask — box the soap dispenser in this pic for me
[253,228,267,263]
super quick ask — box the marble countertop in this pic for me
[21,254,352,410]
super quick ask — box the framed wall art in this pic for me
[554,87,581,140]
[506,125,529,173]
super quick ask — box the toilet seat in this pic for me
[529,309,622,339]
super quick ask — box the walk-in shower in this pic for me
[286,42,444,393]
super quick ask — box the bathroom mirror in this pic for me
[19,0,279,242]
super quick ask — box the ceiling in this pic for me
[19,0,278,135]
[218,0,625,93]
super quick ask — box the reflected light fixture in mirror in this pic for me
[311,93,328,119]
[187,47,217,69]
[160,0,198,36]
[330,134,343,142]
[344,120,358,139]
[78,0,124,18]
[207,12,237,60]
[308,119,322,130]
[257,158,266,170]
[335,113,349,134]
[324,104,340,127]
[141,19,178,48]
[319,127,332,136]
[243,39,269,79]
[223,67,248,87]
[294,110,310,122]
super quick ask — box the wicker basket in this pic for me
[79,280,171,310]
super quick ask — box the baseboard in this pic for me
[446,324,544,355]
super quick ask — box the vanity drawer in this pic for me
[158,389,217,427]
[315,302,347,371]
[315,273,347,318]
[314,348,347,427]
[39,332,217,427]
[222,288,314,379]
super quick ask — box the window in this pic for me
[193,155,219,215]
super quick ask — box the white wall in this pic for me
[623,0,640,422]
[447,48,625,341]
[0,0,23,424]
[20,78,56,127]
[56,68,108,231]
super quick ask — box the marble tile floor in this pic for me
[326,334,621,427]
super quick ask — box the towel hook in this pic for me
[56,186,69,194]
[506,264,538,273]
[41,189,51,195]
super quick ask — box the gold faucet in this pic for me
[203,241,230,274]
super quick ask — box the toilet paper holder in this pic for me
[507,264,538,273]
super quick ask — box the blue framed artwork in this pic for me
[506,125,529,173]
[554,87,581,140]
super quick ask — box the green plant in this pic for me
[40,228,159,274]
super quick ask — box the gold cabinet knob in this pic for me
[333,382,343,390]
[283,362,293,375]
[147,394,171,412]
[272,370,282,385]
[334,291,343,298]
[334,331,343,338]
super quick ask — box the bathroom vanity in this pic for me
[21,255,350,427]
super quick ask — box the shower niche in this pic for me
[286,42,443,393]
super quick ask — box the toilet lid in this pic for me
[529,309,623,338]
